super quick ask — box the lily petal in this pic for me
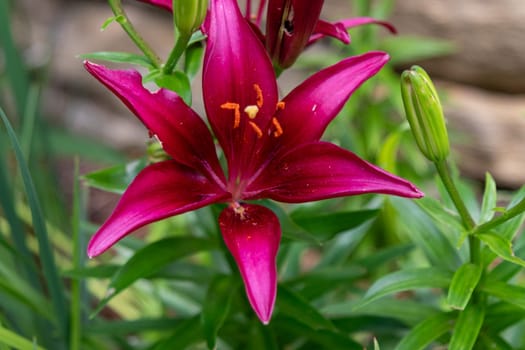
[136,0,172,11]
[307,17,396,46]
[308,20,351,46]
[219,203,281,324]
[338,17,397,34]
[250,142,423,202]
[88,160,229,257]
[203,0,278,181]
[274,51,388,152]
[84,62,225,184]
[265,0,324,68]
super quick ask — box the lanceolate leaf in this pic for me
[395,312,454,350]
[290,208,379,241]
[447,263,482,310]
[477,232,525,267]
[0,107,67,336]
[201,275,237,350]
[449,302,485,350]
[83,159,147,194]
[80,52,155,68]
[276,285,335,331]
[91,237,217,316]
[354,268,452,310]
[480,172,497,223]
[481,281,525,310]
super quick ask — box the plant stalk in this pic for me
[107,0,161,68]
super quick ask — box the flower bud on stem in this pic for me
[401,65,450,162]
[164,0,208,74]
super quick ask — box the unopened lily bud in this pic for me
[401,65,450,162]
[173,0,208,36]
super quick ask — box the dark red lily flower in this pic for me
[85,0,422,323]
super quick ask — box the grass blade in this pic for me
[0,107,67,337]
[0,325,45,350]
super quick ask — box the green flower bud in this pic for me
[173,0,208,36]
[400,65,450,162]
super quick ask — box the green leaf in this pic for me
[83,158,147,194]
[201,275,236,350]
[486,241,525,282]
[48,127,124,162]
[153,70,192,105]
[0,107,67,336]
[284,265,366,300]
[184,42,204,81]
[290,208,378,241]
[87,317,180,334]
[79,51,154,68]
[381,35,455,65]
[481,281,525,310]
[355,243,414,270]
[62,264,120,279]
[484,302,525,333]
[154,316,202,350]
[447,263,482,310]
[480,173,497,223]
[0,264,53,319]
[276,285,335,331]
[391,197,462,270]
[416,197,464,234]
[395,312,454,350]
[272,316,362,350]
[248,320,279,350]
[263,201,320,245]
[0,325,45,350]
[324,299,439,326]
[477,232,525,267]
[497,185,525,240]
[354,268,453,310]
[449,302,484,350]
[377,127,404,173]
[91,237,217,316]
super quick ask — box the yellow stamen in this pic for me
[272,117,283,137]
[244,105,259,119]
[254,84,264,108]
[220,102,241,128]
[276,101,285,110]
[249,121,263,138]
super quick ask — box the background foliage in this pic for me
[1,0,525,349]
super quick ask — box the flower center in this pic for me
[220,84,285,138]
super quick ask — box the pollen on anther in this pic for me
[220,102,241,128]
[249,121,263,138]
[276,101,285,110]
[253,84,264,108]
[272,117,283,137]
[244,105,259,119]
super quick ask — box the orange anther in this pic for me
[249,121,263,138]
[220,102,241,128]
[253,84,264,108]
[276,101,285,110]
[272,117,283,137]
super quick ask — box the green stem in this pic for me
[163,33,191,75]
[434,161,480,265]
[473,197,525,235]
[108,0,161,68]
